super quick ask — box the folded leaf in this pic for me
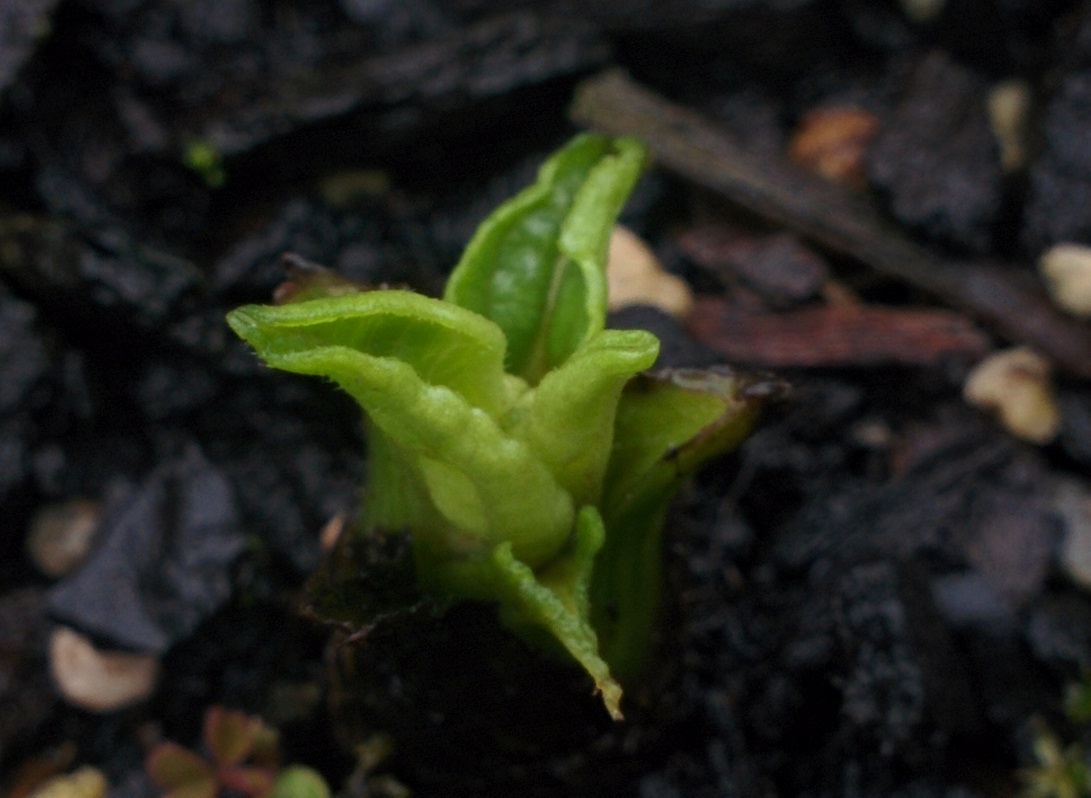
[444,134,647,382]
[227,294,572,567]
[227,134,774,722]
[146,743,216,798]
[227,290,513,416]
[491,506,623,719]
[513,328,659,507]
[594,368,769,680]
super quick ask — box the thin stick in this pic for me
[571,71,1091,378]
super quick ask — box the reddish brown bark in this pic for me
[687,297,991,368]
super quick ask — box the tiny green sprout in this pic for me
[271,767,331,798]
[228,133,769,718]
[1065,671,1091,725]
[183,140,226,188]
[146,706,279,798]
[1022,718,1091,798]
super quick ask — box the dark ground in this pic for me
[3,1,1091,796]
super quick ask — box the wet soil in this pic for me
[3,2,1091,796]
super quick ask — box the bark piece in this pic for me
[686,298,989,368]
[679,227,828,307]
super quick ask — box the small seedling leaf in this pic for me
[145,743,215,798]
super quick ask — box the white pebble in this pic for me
[963,347,1060,443]
[49,626,159,712]
[1039,242,1091,318]
[899,0,946,24]
[607,225,693,318]
[27,499,101,578]
[26,766,107,798]
[988,79,1031,172]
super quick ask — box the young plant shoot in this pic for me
[227,133,766,719]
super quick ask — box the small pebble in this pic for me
[49,626,159,712]
[1039,243,1091,318]
[988,79,1031,173]
[26,766,107,798]
[963,347,1060,444]
[607,225,693,318]
[26,500,101,579]
[319,513,347,551]
[899,0,946,23]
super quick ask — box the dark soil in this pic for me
[3,2,1091,797]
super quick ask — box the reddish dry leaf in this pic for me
[789,106,879,189]
[687,298,991,368]
[219,765,276,798]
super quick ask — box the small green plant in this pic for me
[227,133,767,718]
[1022,719,1090,798]
[269,766,331,798]
[1020,672,1091,798]
[146,706,322,798]
[183,140,226,188]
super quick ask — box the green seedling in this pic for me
[1022,719,1090,798]
[269,767,331,798]
[183,140,226,188]
[145,706,281,798]
[228,133,768,718]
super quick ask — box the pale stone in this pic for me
[27,766,107,798]
[606,225,693,318]
[49,626,159,712]
[1039,243,1091,318]
[988,79,1031,172]
[963,347,1060,444]
[899,0,946,23]
[26,499,101,578]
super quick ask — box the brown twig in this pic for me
[571,70,1091,378]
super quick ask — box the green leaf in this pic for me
[491,506,623,719]
[225,134,774,722]
[512,328,659,507]
[444,134,647,382]
[593,368,769,681]
[271,766,331,798]
[204,706,257,767]
[227,290,513,416]
[145,743,216,798]
[220,767,276,798]
[228,292,573,568]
